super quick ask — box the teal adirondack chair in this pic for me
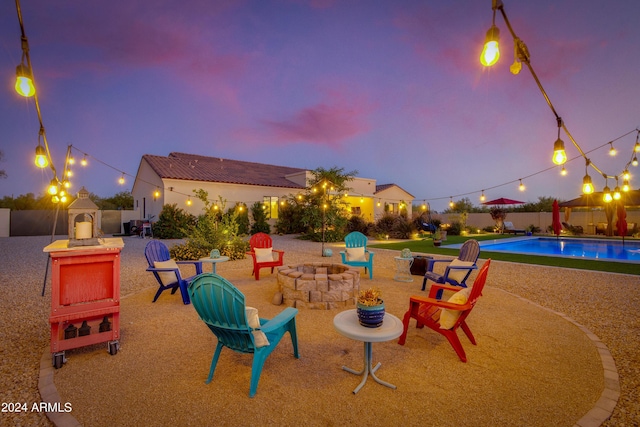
[340,231,374,279]
[188,273,299,397]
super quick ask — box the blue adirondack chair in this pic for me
[340,231,374,279]
[422,239,480,295]
[144,240,203,304]
[188,273,300,397]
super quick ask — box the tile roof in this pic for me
[143,152,306,189]
[375,183,415,198]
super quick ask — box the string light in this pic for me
[480,191,486,202]
[482,1,637,199]
[34,144,48,168]
[118,174,125,185]
[518,179,525,192]
[81,156,88,166]
[560,166,567,176]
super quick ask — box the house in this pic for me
[131,152,413,224]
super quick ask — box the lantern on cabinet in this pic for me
[67,186,100,247]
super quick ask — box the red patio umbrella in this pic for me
[552,199,562,237]
[617,202,627,243]
[482,197,525,206]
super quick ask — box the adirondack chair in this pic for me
[422,239,480,294]
[188,273,299,397]
[340,231,374,279]
[144,240,203,304]
[398,260,491,362]
[247,233,284,280]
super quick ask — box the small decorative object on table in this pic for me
[356,287,385,328]
[210,249,220,258]
[400,248,412,258]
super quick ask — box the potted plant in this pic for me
[356,287,385,327]
[433,228,442,247]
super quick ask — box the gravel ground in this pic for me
[0,234,638,426]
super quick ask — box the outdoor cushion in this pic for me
[447,259,475,283]
[440,287,472,329]
[154,259,179,286]
[346,246,366,261]
[254,247,273,263]
[246,306,269,348]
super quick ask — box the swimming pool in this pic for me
[447,237,640,263]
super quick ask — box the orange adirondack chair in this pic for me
[247,233,284,280]
[398,259,491,362]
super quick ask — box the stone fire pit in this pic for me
[276,263,360,309]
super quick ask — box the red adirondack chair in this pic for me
[247,233,284,280]
[398,259,491,362]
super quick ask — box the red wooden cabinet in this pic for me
[44,238,124,368]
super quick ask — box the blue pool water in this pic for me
[461,237,640,263]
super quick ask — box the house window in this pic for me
[351,206,361,216]
[263,196,279,219]
[387,203,398,214]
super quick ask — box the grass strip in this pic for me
[369,234,640,275]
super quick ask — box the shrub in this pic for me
[275,201,306,234]
[152,204,196,239]
[250,201,271,234]
[447,221,463,236]
[392,215,416,239]
[346,215,371,234]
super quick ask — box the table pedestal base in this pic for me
[342,341,396,394]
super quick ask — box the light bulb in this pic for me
[609,144,617,156]
[35,145,48,168]
[582,175,594,194]
[118,175,125,185]
[15,64,35,97]
[560,166,567,176]
[622,180,630,192]
[186,199,192,206]
[633,156,638,167]
[613,186,621,200]
[519,180,525,191]
[480,25,500,67]
[603,186,613,203]
[154,189,160,198]
[81,157,88,166]
[623,170,631,180]
[68,156,75,165]
[48,179,58,195]
[552,138,567,165]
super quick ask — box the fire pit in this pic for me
[276,263,360,309]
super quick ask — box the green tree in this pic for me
[299,166,356,242]
[92,191,134,210]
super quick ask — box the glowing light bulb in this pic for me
[186,199,192,206]
[633,156,638,167]
[613,186,621,200]
[480,25,500,67]
[68,156,75,165]
[603,186,613,203]
[582,175,594,194]
[48,179,58,195]
[81,156,88,166]
[560,166,567,176]
[15,64,35,97]
[118,175,125,185]
[623,170,631,181]
[519,180,525,192]
[552,138,567,165]
[35,145,48,168]
[622,180,630,192]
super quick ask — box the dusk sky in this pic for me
[1,0,639,212]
